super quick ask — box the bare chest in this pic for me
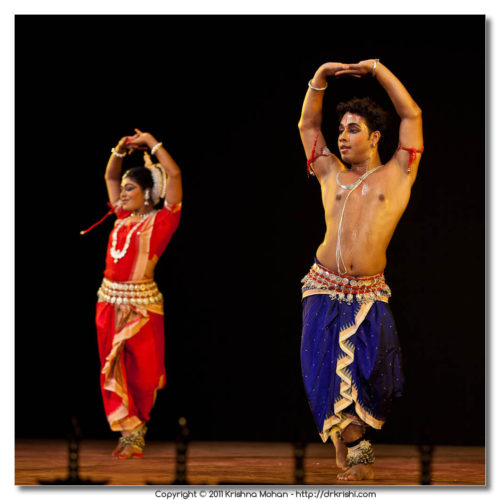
[322,173,393,221]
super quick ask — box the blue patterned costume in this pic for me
[301,260,404,442]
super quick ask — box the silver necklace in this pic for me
[132,210,155,218]
[335,165,384,275]
[336,164,383,191]
[110,211,156,263]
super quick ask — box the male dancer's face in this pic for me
[338,113,372,164]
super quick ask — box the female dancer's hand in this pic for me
[126,129,158,150]
[114,135,138,154]
[334,60,375,78]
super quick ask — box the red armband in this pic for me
[397,143,424,173]
[307,132,331,176]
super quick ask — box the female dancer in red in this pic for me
[94,129,182,459]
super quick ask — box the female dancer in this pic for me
[94,129,182,459]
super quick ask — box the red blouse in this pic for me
[103,204,181,283]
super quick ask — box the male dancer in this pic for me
[299,59,423,481]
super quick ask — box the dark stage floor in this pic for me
[15,439,485,486]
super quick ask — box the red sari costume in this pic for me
[95,202,181,432]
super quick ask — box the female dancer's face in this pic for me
[120,177,147,211]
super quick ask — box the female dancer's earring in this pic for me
[144,191,150,206]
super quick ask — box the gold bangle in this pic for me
[371,59,380,77]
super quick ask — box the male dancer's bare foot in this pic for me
[337,464,374,481]
[332,423,365,470]
[332,431,348,470]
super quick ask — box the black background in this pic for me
[15,15,485,446]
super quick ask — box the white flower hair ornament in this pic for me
[143,152,167,205]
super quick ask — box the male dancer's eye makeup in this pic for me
[339,126,361,134]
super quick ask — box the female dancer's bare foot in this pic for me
[112,441,123,458]
[337,464,374,481]
[111,425,146,459]
[116,444,143,459]
[112,441,144,459]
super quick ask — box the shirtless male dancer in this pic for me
[298,59,423,481]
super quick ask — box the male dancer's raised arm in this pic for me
[337,60,423,181]
[298,62,351,180]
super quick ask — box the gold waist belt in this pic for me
[97,278,163,306]
[301,262,391,304]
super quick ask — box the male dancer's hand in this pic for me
[310,62,354,89]
[334,60,376,78]
[315,62,351,78]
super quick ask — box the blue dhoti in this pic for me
[301,261,404,442]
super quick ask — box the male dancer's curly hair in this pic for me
[336,97,388,141]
